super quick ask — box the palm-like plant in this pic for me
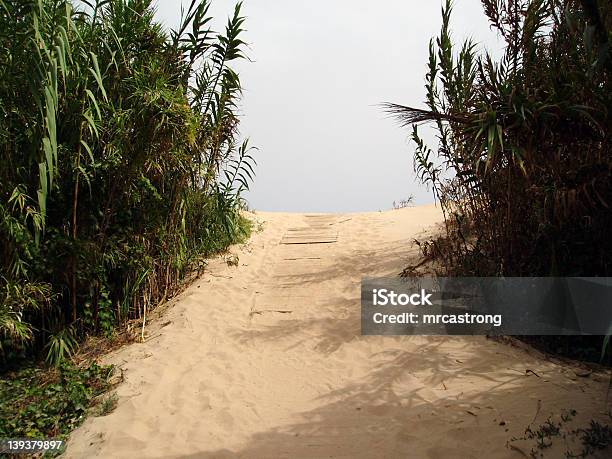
[387,0,610,276]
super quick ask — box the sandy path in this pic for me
[66,206,610,458]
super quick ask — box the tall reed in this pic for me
[387,0,610,277]
[0,0,255,364]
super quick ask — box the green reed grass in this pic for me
[387,0,610,277]
[0,0,255,365]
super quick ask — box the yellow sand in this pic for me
[65,205,610,458]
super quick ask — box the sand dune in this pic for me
[65,205,611,458]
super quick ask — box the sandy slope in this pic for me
[65,205,611,458]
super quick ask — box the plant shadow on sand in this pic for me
[233,240,421,354]
[161,337,611,458]
[204,244,612,458]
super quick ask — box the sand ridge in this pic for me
[64,205,611,458]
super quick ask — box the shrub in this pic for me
[0,0,255,362]
[387,0,610,277]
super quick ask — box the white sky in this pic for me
[154,0,502,212]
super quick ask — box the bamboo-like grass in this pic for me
[0,0,255,365]
[386,0,610,278]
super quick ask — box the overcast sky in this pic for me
[155,0,502,212]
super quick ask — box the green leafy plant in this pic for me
[0,362,115,441]
[0,0,255,364]
[0,281,52,359]
[386,0,610,277]
[45,326,78,367]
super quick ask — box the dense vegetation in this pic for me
[388,0,610,277]
[0,0,255,365]
[0,362,115,445]
[388,0,610,361]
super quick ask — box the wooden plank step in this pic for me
[280,237,338,245]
